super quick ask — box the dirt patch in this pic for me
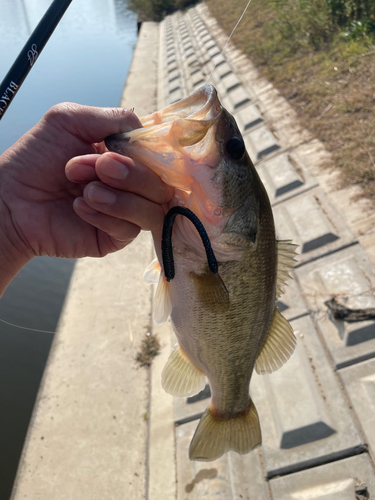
[136,332,160,367]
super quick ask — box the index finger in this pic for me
[95,152,174,205]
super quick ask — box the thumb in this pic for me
[43,103,143,144]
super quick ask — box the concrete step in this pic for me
[159,4,375,498]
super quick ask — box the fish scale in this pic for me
[105,84,297,461]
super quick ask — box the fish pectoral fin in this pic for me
[190,271,230,313]
[255,307,296,375]
[143,258,161,284]
[189,401,261,461]
[153,272,172,324]
[276,240,299,299]
[161,344,206,397]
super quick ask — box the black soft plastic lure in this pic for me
[161,206,218,282]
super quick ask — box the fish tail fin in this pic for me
[189,400,261,461]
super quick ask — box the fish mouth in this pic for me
[105,85,222,187]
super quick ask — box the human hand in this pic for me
[0,103,173,294]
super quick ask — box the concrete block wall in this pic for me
[159,4,375,499]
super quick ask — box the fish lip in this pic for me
[157,84,219,122]
[105,84,222,154]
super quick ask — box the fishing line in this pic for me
[162,206,218,281]
[0,317,55,334]
[204,0,253,84]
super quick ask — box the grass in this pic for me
[128,0,199,21]
[205,0,375,200]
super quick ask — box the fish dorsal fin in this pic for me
[153,272,172,324]
[162,344,206,397]
[276,240,298,299]
[255,307,296,375]
[143,258,161,284]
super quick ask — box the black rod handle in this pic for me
[0,0,73,121]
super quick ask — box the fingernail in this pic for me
[88,185,116,204]
[104,157,129,180]
[74,197,98,215]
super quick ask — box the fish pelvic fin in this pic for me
[276,240,299,299]
[143,258,161,284]
[162,344,206,397]
[153,272,172,324]
[189,401,261,461]
[255,306,296,375]
[190,270,230,313]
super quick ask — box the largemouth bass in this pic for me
[106,85,297,461]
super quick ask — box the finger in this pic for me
[73,197,140,249]
[95,153,174,205]
[44,103,143,144]
[82,181,165,231]
[65,154,100,183]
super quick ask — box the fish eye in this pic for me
[225,137,245,160]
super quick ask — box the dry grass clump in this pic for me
[206,0,375,200]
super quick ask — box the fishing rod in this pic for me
[0,0,73,121]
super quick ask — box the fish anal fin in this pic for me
[190,271,230,313]
[153,272,172,324]
[189,400,261,461]
[161,344,206,397]
[277,240,298,299]
[255,307,296,375]
[143,258,161,284]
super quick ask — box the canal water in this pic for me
[0,1,137,497]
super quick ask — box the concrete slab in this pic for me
[176,420,270,500]
[12,233,154,500]
[167,52,176,65]
[221,86,252,113]
[296,245,375,369]
[294,140,375,265]
[191,72,205,89]
[270,454,375,499]
[276,274,308,322]
[168,87,183,104]
[207,45,221,59]
[120,22,159,114]
[273,187,356,265]
[167,68,180,83]
[244,125,280,160]
[204,39,216,51]
[184,47,195,59]
[256,152,318,206]
[174,383,210,426]
[340,359,375,462]
[233,103,263,132]
[211,53,226,68]
[214,62,232,79]
[214,71,241,93]
[149,320,176,500]
[251,315,364,478]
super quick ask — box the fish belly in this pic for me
[170,247,276,416]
